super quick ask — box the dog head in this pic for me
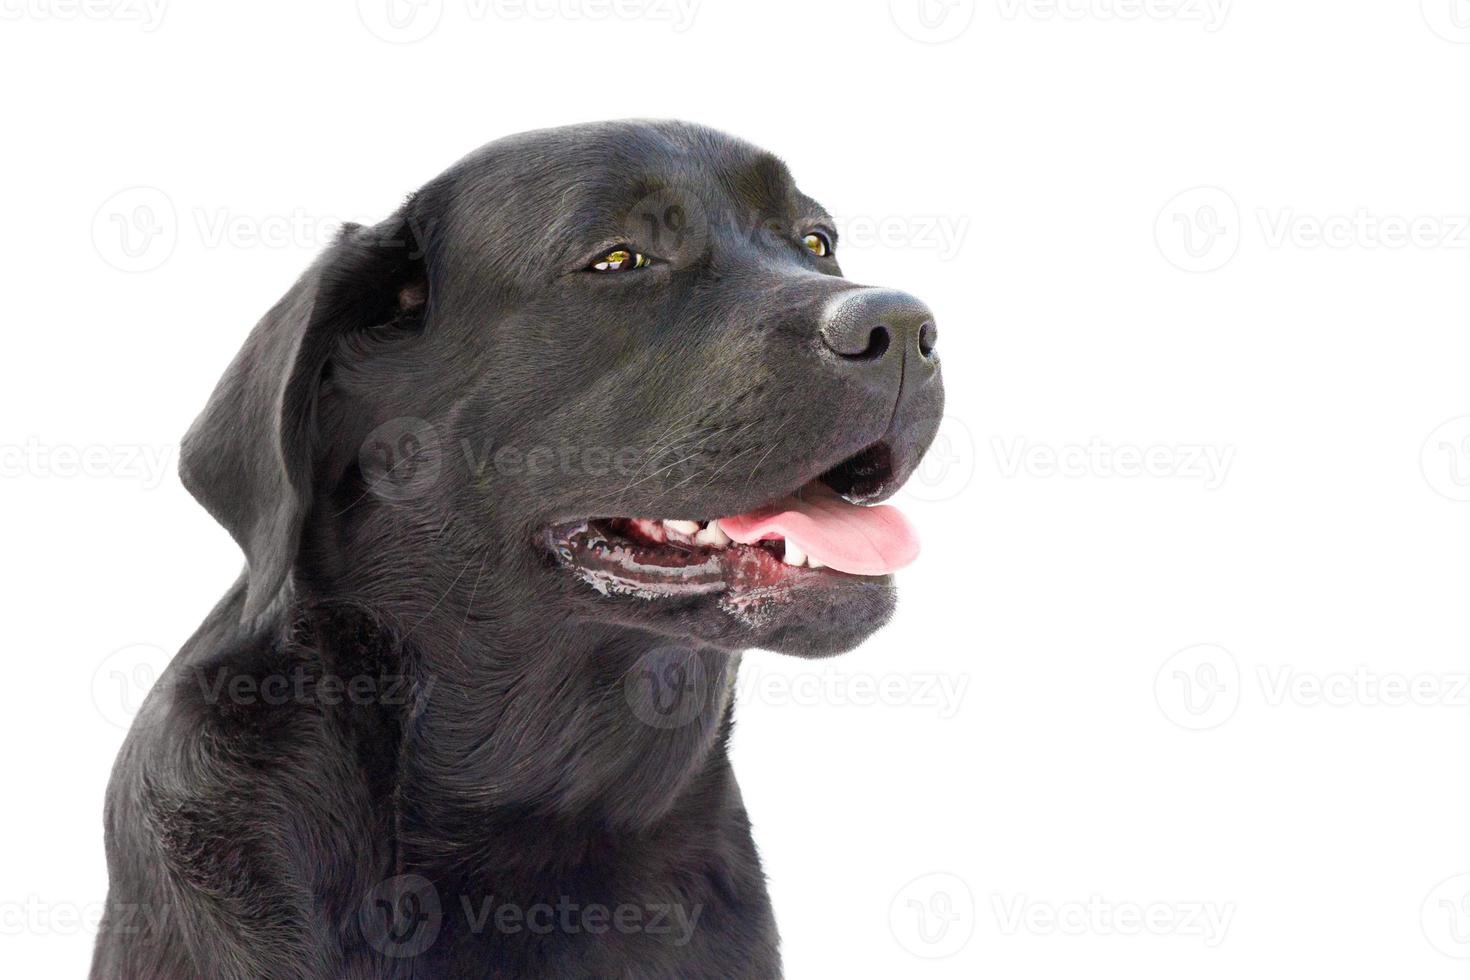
[181,120,944,658]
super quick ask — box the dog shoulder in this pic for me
[98,593,402,977]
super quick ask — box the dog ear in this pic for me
[180,212,429,623]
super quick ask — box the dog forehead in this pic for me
[435,121,814,249]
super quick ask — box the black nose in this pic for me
[820,289,938,370]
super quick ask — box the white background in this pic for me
[4,0,1470,976]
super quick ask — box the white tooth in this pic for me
[782,541,806,566]
[694,523,731,548]
[807,557,825,569]
[632,518,666,542]
[664,520,700,536]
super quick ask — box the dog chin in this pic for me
[737,576,898,658]
[548,560,898,659]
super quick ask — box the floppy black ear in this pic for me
[180,213,428,623]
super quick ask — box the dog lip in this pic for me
[538,439,910,554]
[541,516,833,604]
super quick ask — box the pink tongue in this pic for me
[716,486,919,576]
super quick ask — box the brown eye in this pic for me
[802,231,832,258]
[589,248,650,273]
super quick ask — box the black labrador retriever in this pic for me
[92,120,944,979]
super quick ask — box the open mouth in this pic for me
[543,442,919,602]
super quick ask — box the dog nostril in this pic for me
[918,321,937,359]
[860,326,891,360]
[842,325,890,361]
[819,289,933,368]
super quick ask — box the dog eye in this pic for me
[802,231,832,258]
[589,248,651,273]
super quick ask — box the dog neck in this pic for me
[288,576,743,871]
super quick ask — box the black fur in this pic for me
[92,120,944,979]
